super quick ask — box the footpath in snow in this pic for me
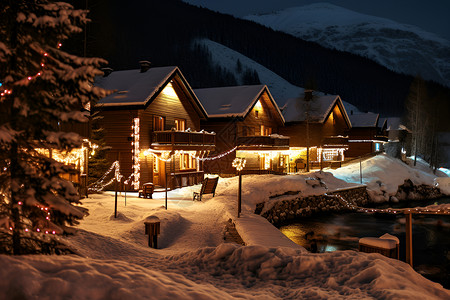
[1,154,450,299]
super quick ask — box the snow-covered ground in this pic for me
[2,155,450,299]
[330,154,448,203]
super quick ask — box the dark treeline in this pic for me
[69,0,450,126]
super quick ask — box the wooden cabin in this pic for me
[95,63,215,190]
[279,92,351,170]
[195,85,289,175]
[346,112,388,158]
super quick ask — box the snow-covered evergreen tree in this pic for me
[87,112,110,185]
[0,1,106,254]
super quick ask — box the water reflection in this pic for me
[278,197,450,287]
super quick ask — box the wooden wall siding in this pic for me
[141,80,201,135]
[322,103,350,137]
[349,127,378,140]
[280,102,349,148]
[201,120,238,153]
[140,155,154,185]
[279,122,323,148]
[204,152,237,175]
[60,121,90,139]
[99,110,137,180]
[238,91,282,136]
[346,142,373,158]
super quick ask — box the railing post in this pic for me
[171,131,175,147]
[405,213,413,267]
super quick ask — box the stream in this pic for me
[279,197,450,288]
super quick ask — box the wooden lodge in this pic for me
[279,91,351,171]
[346,112,388,158]
[95,63,215,190]
[195,85,289,175]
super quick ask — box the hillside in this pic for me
[245,3,450,88]
[70,0,450,121]
[195,38,360,114]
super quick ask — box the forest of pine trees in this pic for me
[67,0,450,125]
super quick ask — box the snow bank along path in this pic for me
[2,154,449,299]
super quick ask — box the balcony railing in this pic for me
[322,136,348,147]
[237,135,290,148]
[152,131,216,147]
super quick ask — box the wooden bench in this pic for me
[193,177,219,201]
[139,183,154,199]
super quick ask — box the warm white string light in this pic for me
[131,118,140,190]
[232,157,246,172]
[88,160,121,192]
[143,146,238,162]
[325,193,450,215]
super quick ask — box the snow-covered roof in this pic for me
[385,117,403,131]
[282,94,350,126]
[349,112,379,127]
[378,117,387,129]
[95,67,207,117]
[194,85,284,122]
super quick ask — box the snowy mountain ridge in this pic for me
[194,38,360,113]
[244,3,450,87]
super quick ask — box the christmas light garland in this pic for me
[88,160,121,192]
[143,146,238,162]
[1,42,62,98]
[326,193,450,215]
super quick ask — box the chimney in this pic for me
[304,89,313,102]
[139,60,152,73]
[101,67,113,77]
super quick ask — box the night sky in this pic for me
[183,0,450,40]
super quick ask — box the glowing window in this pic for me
[175,119,186,131]
[180,153,196,170]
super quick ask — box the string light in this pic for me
[131,118,140,190]
[232,157,246,172]
[88,161,121,192]
[0,42,62,98]
[143,146,238,162]
[324,192,450,215]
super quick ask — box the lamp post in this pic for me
[232,157,246,218]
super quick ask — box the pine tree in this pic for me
[87,113,110,185]
[0,0,106,254]
[405,76,428,166]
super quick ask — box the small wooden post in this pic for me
[359,156,363,184]
[238,171,242,218]
[405,213,413,267]
[144,217,161,249]
[114,178,118,218]
[165,165,168,210]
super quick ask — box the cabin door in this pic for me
[153,158,166,187]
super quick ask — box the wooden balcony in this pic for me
[237,135,290,150]
[151,131,216,151]
[322,136,348,148]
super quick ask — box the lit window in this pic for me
[261,125,272,136]
[375,143,380,152]
[180,153,196,170]
[175,119,186,131]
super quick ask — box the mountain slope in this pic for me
[244,3,450,87]
[195,38,361,114]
